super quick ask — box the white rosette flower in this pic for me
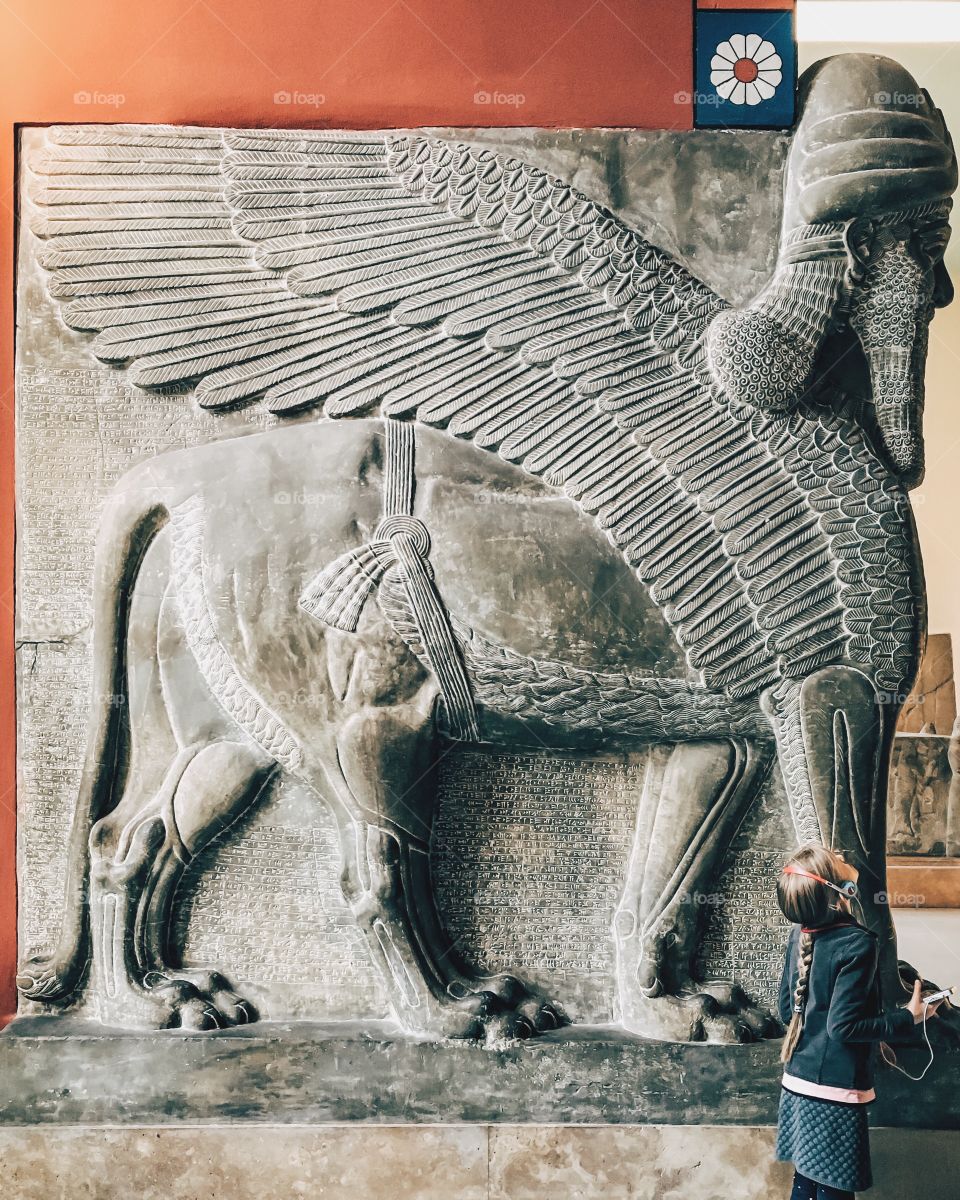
[710,34,783,106]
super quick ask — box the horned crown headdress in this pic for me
[708,54,957,418]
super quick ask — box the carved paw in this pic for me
[620,981,780,1043]
[438,973,566,1043]
[696,981,782,1042]
[16,952,82,1003]
[144,968,257,1030]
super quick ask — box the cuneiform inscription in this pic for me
[14,355,278,994]
[174,818,381,995]
[697,846,792,1010]
[432,748,640,976]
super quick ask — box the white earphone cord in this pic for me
[846,893,939,1082]
[880,1001,937,1081]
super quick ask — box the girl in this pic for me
[774,844,941,1199]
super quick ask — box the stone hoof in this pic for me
[16,952,82,1003]
[145,968,258,1030]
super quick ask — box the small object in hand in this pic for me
[906,978,943,1024]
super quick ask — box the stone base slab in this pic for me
[2,1018,958,1129]
[1,1124,958,1199]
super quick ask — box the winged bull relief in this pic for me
[15,55,959,1042]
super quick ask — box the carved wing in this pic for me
[28,125,869,700]
[29,127,719,410]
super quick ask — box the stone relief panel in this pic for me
[432,747,793,1022]
[13,53,957,1044]
[897,632,957,735]
[15,124,800,1034]
[888,731,960,859]
[172,779,390,1020]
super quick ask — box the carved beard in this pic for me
[707,204,947,491]
[848,232,936,490]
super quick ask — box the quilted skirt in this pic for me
[775,1086,873,1193]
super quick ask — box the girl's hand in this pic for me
[906,978,943,1023]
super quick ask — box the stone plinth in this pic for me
[2,1018,958,1130]
[2,1124,946,1200]
[887,856,960,908]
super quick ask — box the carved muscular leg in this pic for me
[614,737,779,1042]
[784,666,908,1001]
[86,739,276,1028]
[64,545,281,1029]
[139,740,278,1025]
[332,704,563,1040]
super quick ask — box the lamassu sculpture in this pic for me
[16,55,957,1042]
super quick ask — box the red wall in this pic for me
[0,1,694,1023]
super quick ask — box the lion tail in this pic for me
[18,482,168,1003]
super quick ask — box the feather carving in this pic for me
[25,123,917,702]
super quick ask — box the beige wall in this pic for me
[800,41,960,665]
[918,303,960,637]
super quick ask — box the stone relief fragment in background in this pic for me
[897,631,957,735]
[888,723,960,860]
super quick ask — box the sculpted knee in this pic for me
[88,814,123,864]
[170,741,276,856]
[337,706,434,837]
[90,812,165,888]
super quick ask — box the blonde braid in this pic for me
[780,930,814,1063]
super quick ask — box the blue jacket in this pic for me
[778,919,916,1091]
